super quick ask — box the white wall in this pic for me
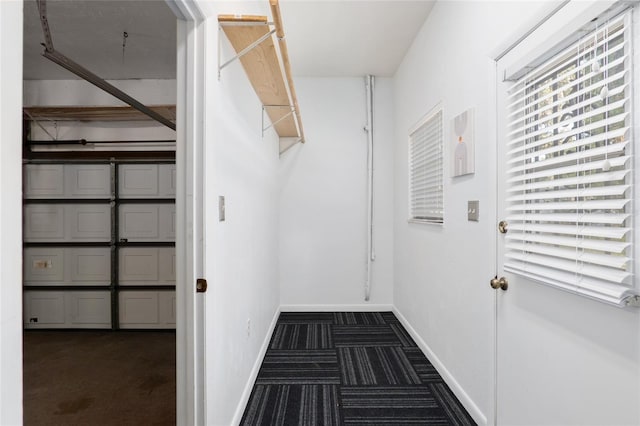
[392,1,556,424]
[202,7,281,424]
[0,1,23,424]
[279,77,394,309]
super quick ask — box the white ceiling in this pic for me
[23,0,434,81]
[281,1,435,77]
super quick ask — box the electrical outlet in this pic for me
[246,318,251,337]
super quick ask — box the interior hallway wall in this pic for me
[392,1,555,423]
[0,0,24,424]
[202,5,282,424]
[279,77,394,308]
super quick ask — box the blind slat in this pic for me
[507,141,628,174]
[507,223,630,239]
[507,155,630,184]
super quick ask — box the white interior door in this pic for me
[494,2,640,424]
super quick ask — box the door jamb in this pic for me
[165,0,206,424]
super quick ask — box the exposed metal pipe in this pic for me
[364,75,375,302]
[27,139,176,145]
[36,0,176,131]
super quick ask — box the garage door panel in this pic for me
[24,292,66,327]
[159,205,176,241]
[67,205,111,241]
[68,292,111,325]
[24,165,64,198]
[159,291,176,325]
[159,164,176,197]
[119,205,160,241]
[119,247,160,284]
[69,248,111,284]
[65,165,110,198]
[24,205,65,241]
[119,292,159,325]
[158,247,176,283]
[24,248,64,283]
[118,164,159,197]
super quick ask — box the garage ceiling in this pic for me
[23,0,177,80]
[23,0,434,80]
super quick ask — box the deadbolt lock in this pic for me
[196,278,208,293]
[490,276,508,291]
[498,220,508,234]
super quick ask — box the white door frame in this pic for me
[0,0,207,423]
[0,0,24,424]
[165,0,207,424]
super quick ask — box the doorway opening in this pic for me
[22,1,179,423]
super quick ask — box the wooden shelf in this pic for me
[219,0,304,154]
[24,105,176,123]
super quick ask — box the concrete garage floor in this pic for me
[23,331,176,426]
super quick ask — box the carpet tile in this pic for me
[278,312,335,324]
[333,312,387,325]
[403,347,445,382]
[333,325,402,347]
[341,386,446,425]
[241,312,476,425]
[271,323,334,350]
[243,385,341,426]
[256,350,340,385]
[338,347,421,386]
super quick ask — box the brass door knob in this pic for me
[498,220,508,234]
[490,276,508,291]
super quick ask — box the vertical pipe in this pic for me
[365,75,375,301]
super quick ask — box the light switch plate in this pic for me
[468,200,479,222]
[219,196,225,222]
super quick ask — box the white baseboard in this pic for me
[392,307,487,426]
[231,306,281,426]
[280,303,394,312]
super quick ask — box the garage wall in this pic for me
[24,79,176,141]
[0,0,23,423]
[392,1,556,423]
[279,77,394,308]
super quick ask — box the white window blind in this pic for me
[409,108,443,224]
[505,11,637,306]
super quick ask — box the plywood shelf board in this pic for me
[218,1,304,148]
[220,20,298,137]
[24,105,177,123]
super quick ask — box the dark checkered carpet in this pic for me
[241,312,476,425]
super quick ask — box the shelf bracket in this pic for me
[218,23,275,80]
[24,110,57,141]
[261,104,294,137]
